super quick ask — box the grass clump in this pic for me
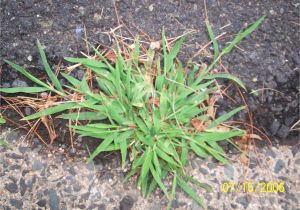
[0,16,265,208]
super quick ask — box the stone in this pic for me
[5,182,18,193]
[274,159,285,173]
[93,13,102,22]
[24,107,32,115]
[76,204,86,209]
[191,201,201,210]
[80,192,90,200]
[236,195,250,209]
[32,160,44,171]
[249,155,257,169]
[291,145,299,157]
[37,199,47,207]
[199,167,209,175]
[2,82,11,88]
[264,148,276,158]
[148,4,154,11]
[86,162,94,171]
[277,125,289,139]
[9,176,18,183]
[76,70,84,80]
[10,199,23,209]
[270,120,281,135]
[26,176,36,190]
[12,78,28,87]
[27,55,33,61]
[70,148,77,155]
[19,146,29,154]
[49,189,59,210]
[20,178,27,196]
[5,153,23,159]
[64,186,72,193]
[224,165,234,180]
[73,183,82,192]
[10,165,21,170]
[171,199,179,209]
[120,195,135,210]
[150,202,161,210]
[75,26,83,40]
[207,162,217,170]
[68,166,76,176]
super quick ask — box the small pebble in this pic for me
[27,55,33,61]
[148,4,154,11]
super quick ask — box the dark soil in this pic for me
[1,0,299,145]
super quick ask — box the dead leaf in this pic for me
[207,97,218,119]
[240,153,249,165]
[148,97,160,107]
[191,118,206,131]
[150,41,161,50]
[105,52,117,62]
[207,106,215,119]
[247,133,262,141]
[206,125,230,132]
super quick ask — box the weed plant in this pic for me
[0,16,265,208]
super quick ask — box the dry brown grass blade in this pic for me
[191,118,205,132]
[41,115,57,144]
[290,119,300,131]
[0,96,48,145]
[1,94,65,145]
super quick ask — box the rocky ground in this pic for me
[0,129,299,210]
[0,0,299,142]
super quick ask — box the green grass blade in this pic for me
[156,147,180,167]
[91,46,116,73]
[204,74,246,90]
[177,175,205,209]
[190,142,208,158]
[207,106,245,129]
[4,60,52,90]
[153,150,162,176]
[0,87,49,94]
[205,20,219,61]
[139,147,153,186]
[87,133,115,162]
[162,27,168,73]
[167,172,177,210]
[180,139,188,166]
[0,139,10,149]
[58,112,106,121]
[221,16,265,55]
[120,140,128,169]
[37,40,64,93]
[133,36,140,68]
[23,102,77,120]
[206,148,228,164]
[150,164,169,198]
[185,176,213,192]
[159,88,169,118]
[61,72,81,87]
[0,117,6,124]
[64,57,107,69]
[167,35,187,70]
[207,141,224,154]
[197,130,244,142]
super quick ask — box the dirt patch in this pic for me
[0,0,299,144]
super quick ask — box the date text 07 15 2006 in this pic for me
[220,181,285,193]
